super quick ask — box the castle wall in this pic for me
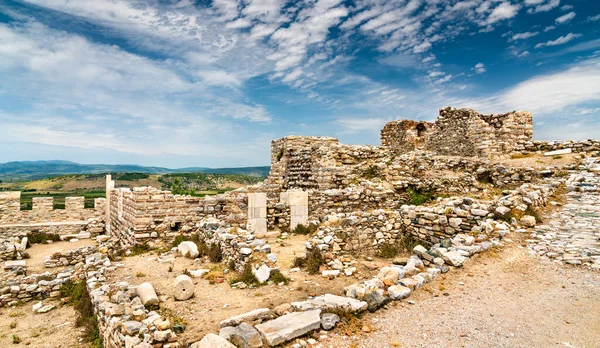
[0,192,105,239]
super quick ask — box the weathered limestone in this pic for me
[220,308,273,328]
[137,282,159,307]
[281,191,308,230]
[173,275,194,301]
[247,193,267,238]
[191,334,236,348]
[178,241,200,258]
[290,294,368,313]
[254,310,322,346]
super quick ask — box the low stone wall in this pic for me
[44,245,98,268]
[308,181,559,253]
[522,140,600,153]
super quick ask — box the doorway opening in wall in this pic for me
[170,222,181,232]
[416,122,427,137]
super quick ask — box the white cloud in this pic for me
[487,2,520,24]
[413,41,432,53]
[560,5,573,11]
[519,51,530,57]
[556,12,576,24]
[544,25,556,32]
[588,14,600,21]
[428,71,445,77]
[464,58,600,114]
[473,62,487,73]
[509,31,539,41]
[535,33,582,48]
[526,0,560,14]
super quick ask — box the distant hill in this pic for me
[0,160,270,182]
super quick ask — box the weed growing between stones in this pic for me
[524,206,543,223]
[159,307,187,327]
[229,264,259,286]
[377,234,418,258]
[208,243,223,263]
[363,165,380,179]
[26,232,61,245]
[293,249,324,275]
[407,188,434,205]
[269,270,290,285]
[292,223,318,235]
[61,280,102,348]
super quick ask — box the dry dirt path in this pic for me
[332,242,600,348]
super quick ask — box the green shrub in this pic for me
[407,188,434,205]
[229,264,259,286]
[292,256,306,268]
[292,223,318,235]
[377,234,418,258]
[269,270,290,285]
[208,243,223,263]
[305,249,324,275]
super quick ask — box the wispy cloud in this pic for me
[556,12,576,24]
[535,33,582,48]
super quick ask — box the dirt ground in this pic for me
[329,239,600,348]
[494,153,580,168]
[0,299,87,348]
[107,235,384,344]
[27,239,97,274]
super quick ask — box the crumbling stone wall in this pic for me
[381,107,533,158]
[381,120,434,153]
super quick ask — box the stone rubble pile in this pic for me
[44,245,98,268]
[0,236,28,260]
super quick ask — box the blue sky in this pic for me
[0,0,599,168]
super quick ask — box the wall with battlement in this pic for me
[0,192,106,238]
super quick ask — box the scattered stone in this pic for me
[253,265,271,283]
[320,313,339,330]
[137,282,159,307]
[191,333,236,348]
[173,274,194,301]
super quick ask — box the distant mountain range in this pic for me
[0,160,270,181]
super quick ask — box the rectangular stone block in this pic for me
[255,310,321,346]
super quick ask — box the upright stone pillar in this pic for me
[105,175,115,234]
[247,193,267,237]
[281,190,308,231]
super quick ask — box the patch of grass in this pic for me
[9,321,17,328]
[324,307,364,335]
[229,264,260,286]
[9,310,23,318]
[292,223,318,235]
[129,242,154,256]
[407,188,434,206]
[552,155,563,160]
[208,243,223,263]
[61,280,101,347]
[36,274,54,282]
[159,307,187,326]
[11,334,21,344]
[292,256,306,269]
[26,232,61,245]
[136,272,146,278]
[377,234,418,258]
[269,270,290,285]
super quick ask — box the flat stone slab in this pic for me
[4,260,26,270]
[544,148,572,156]
[290,294,368,313]
[220,308,272,328]
[255,309,321,346]
[190,333,235,348]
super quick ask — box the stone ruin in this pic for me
[1,106,599,348]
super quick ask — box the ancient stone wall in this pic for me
[108,186,248,247]
[0,192,106,239]
[381,107,534,158]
